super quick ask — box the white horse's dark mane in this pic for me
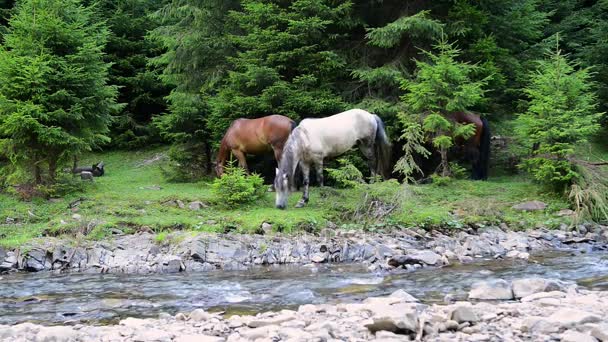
[279,128,301,181]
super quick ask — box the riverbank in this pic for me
[1,224,606,274]
[0,148,574,249]
[2,277,607,341]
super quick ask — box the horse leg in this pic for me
[315,160,324,187]
[295,163,310,208]
[232,149,249,174]
[359,141,377,179]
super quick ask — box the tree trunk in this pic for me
[440,147,450,177]
[48,158,57,183]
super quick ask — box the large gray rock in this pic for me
[24,249,48,272]
[468,279,514,300]
[512,278,564,299]
[561,330,597,342]
[389,289,419,302]
[512,200,547,211]
[365,306,419,334]
[35,326,79,342]
[591,323,608,341]
[548,308,601,328]
[451,303,479,323]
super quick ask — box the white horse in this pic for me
[274,108,391,209]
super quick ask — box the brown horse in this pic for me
[450,111,491,180]
[214,115,297,176]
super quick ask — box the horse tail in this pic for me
[373,114,392,179]
[478,117,491,180]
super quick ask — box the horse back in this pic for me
[225,115,293,152]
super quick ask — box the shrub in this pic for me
[212,165,265,205]
[326,158,364,188]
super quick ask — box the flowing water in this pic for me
[1,250,607,326]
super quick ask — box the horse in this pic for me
[73,161,104,177]
[214,115,297,177]
[274,109,391,209]
[450,111,491,180]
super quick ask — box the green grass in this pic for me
[0,148,573,248]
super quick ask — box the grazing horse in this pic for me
[274,109,391,209]
[450,111,491,180]
[215,115,296,177]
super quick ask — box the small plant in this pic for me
[449,162,468,179]
[431,174,452,186]
[326,158,364,188]
[212,165,265,206]
[155,231,168,244]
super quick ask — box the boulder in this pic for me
[561,330,597,342]
[35,326,79,342]
[468,279,514,300]
[591,323,608,341]
[548,308,601,328]
[189,201,207,211]
[174,335,225,342]
[365,306,419,334]
[189,309,211,322]
[511,200,547,211]
[407,250,442,265]
[389,289,419,303]
[512,278,564,299]
[450,303,479,323]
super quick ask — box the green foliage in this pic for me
[393,117,430,182]
[400,34,488,177]
[0,0,120,186]
[516,43,603,191]
[212,165,266,206]
[430,174,452,186]
[366,10,443,48]
[326,158,364,188]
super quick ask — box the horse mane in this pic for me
[279,127,301,183]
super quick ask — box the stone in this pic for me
[520,291,567,303]
[512,200,547,211]
[561,330,597,342]
[175,313,187,321]
[591,323,608,341]
[132,328,173,342]
[174,335,225,342]
[445,320,459,331]
[556,209,575,217]
[261,222,273,235]
[176,200,185,209]
[468,279,513,300]
[311,253,327,263]
[548,308,601,328]
[365,306,419,333]
[512,278,563,299]
[522,317,559,334]
[189,309,211,322]
[240,326,278,340]
[451,303,479,323]
[35,326,79,342]
[407,250,442,265]
[247,313,295,328]
[72,214,82,221]
[388,289,419,302]
[80,171,94,181]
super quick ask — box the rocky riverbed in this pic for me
[1,223,607,274]
[1,277,607,342]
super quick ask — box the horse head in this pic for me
[274,168,290,209]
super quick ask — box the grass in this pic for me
[0,147,574,248]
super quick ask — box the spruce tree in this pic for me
[398,35,487,178]
[0,0,120,185]
[516,42,603,190]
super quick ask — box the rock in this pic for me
[176,200,185,209]
[512,200,547,211]
[189,309,211,322]
[520,291,567,303]
[240,326,278,340]
[591,323,608,341]
[247,313,295,328]
[175,313,187,321]
[468,279,513,300]
[132,328,173,342]
[388,289,419,302]
[450,303,479,323]
[556,209,575,217]
[71,214,82,221]
[188,201,207,211]
[261,222,273,235]
[522,316,559,334]
[80,171,94,181]
[512,278,564,299]
[445,320,459,331]
[561,330,597,342]
[35,326,79,342]
[408,250,442,265]
[174,335,224,342]
[365,305,419,333]
[548,308,601,328]
[311,253,327,263]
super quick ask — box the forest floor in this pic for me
[0,147,575,249]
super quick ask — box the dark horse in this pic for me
[451,111,491,180]
[215,115,297,176]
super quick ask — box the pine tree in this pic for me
[398,34,487,178]
[516,42,603,190]
[0,0,120,185]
